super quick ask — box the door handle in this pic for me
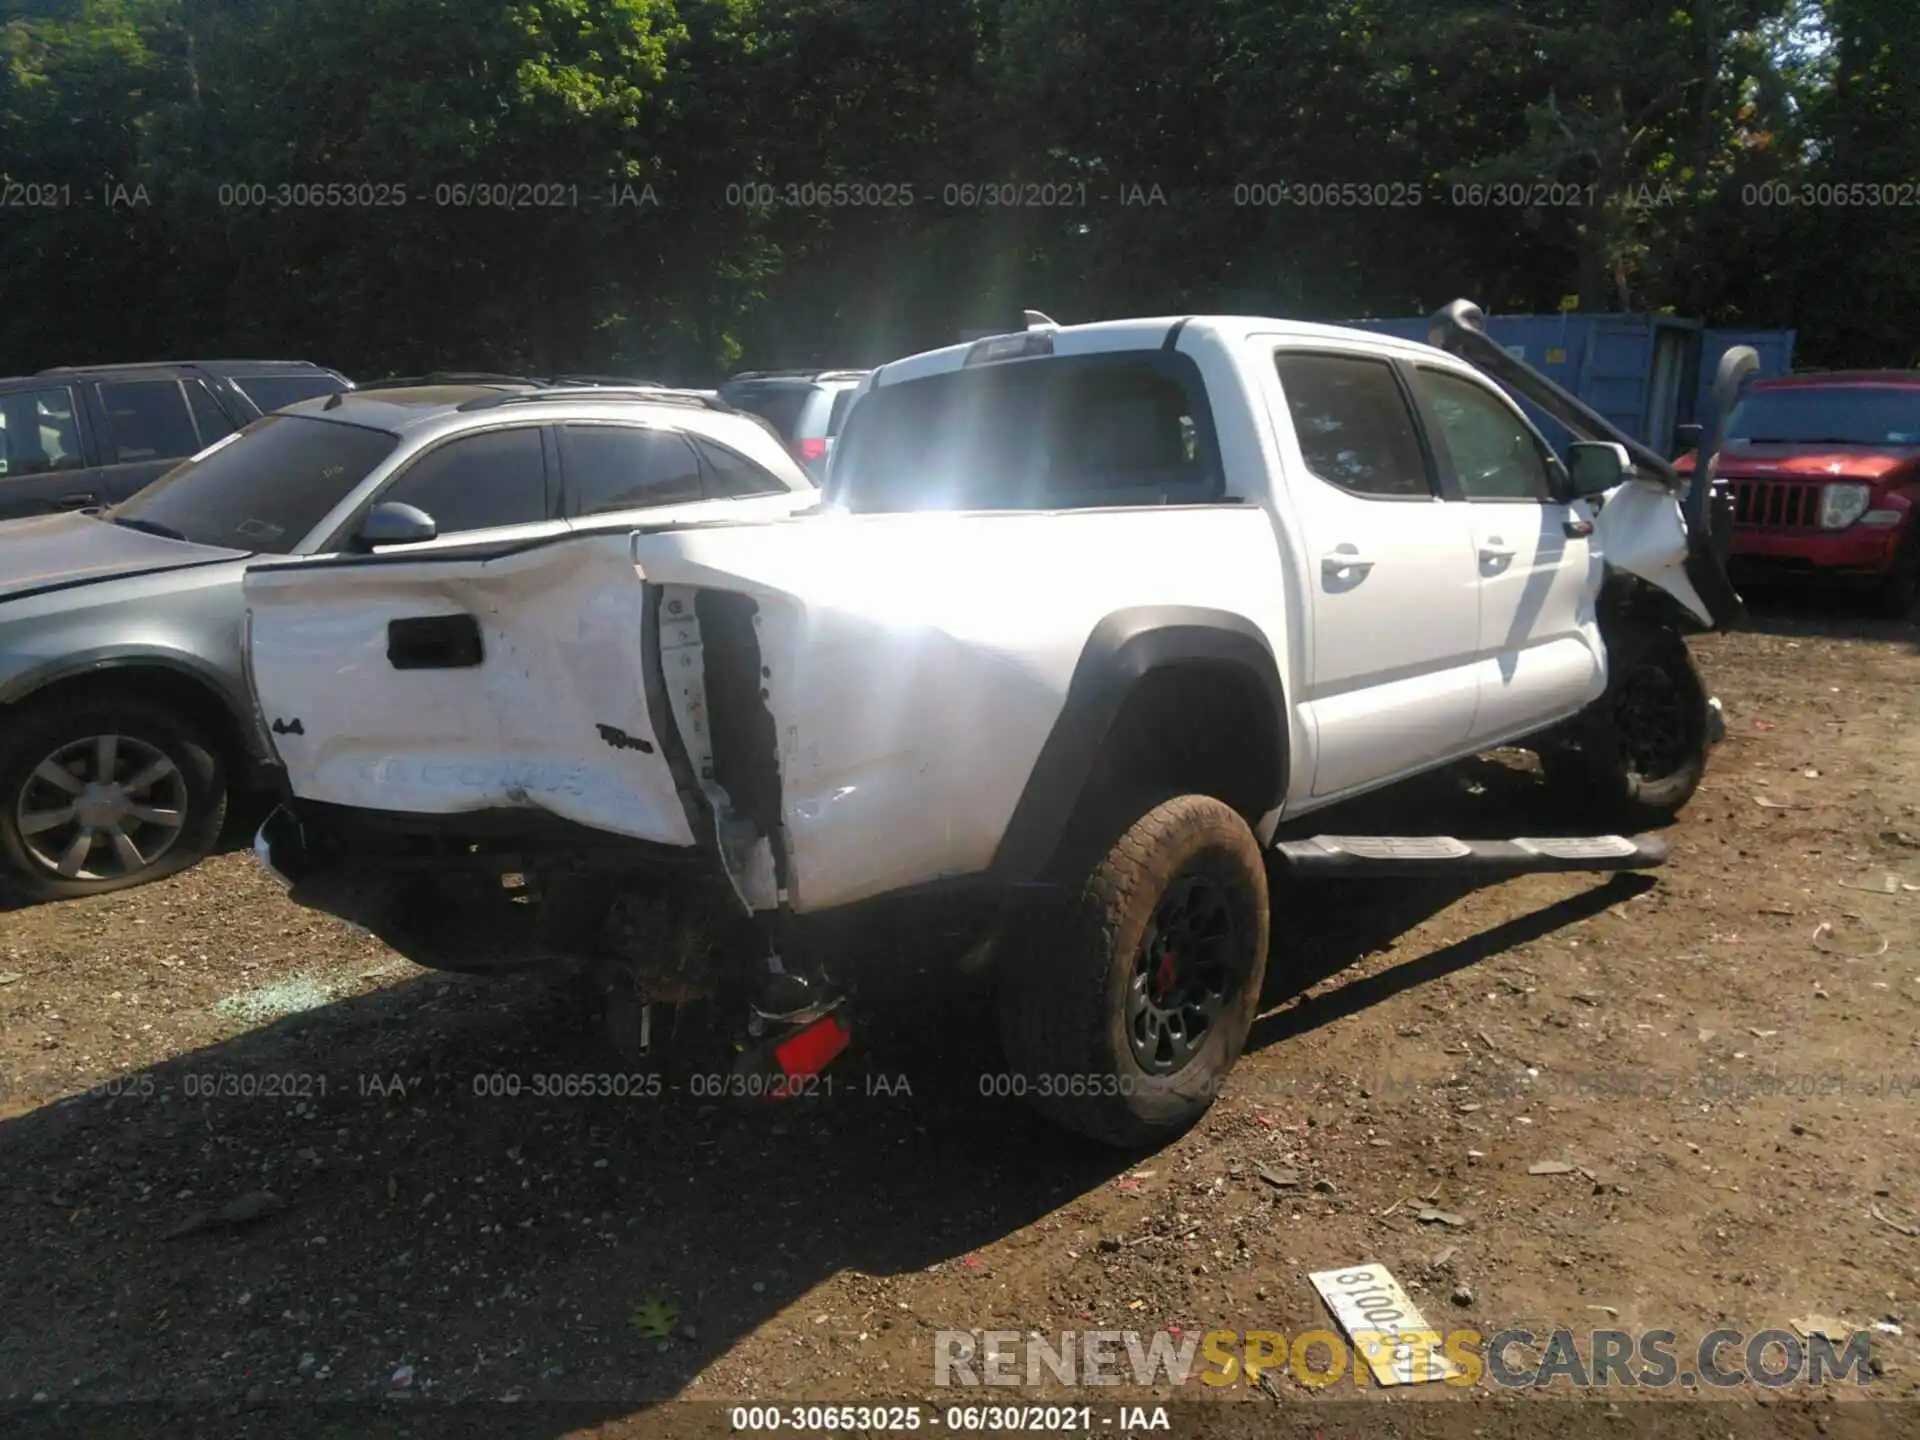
[1479,538,1517,561]
[1322,545,1376,575]
[55,493,98,511]
[387,614,484,670]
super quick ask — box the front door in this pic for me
[1266,347,1484,798]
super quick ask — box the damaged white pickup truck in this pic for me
[247,302,1754,1146]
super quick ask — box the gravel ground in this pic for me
[2,598,1918,1439]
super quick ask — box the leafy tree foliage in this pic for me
[0,0,1911,376]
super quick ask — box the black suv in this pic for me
[718,369,868,480]
[0,360,352,521]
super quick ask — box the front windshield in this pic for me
[111,413,399,554]
[1725,386,1920,446]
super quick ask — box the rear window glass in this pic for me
[826,353,1220,513]
[723,386,810,441]
[234,374,347,412]
[1725,386,1920,446]
[694,437,796,498]
[113,413,397,554]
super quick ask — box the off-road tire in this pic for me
[1546,624,1710,829]
[0,696,226,903]
[998,794,1270,1148]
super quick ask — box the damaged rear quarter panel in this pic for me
[632,507,1293,913]
[244,533,696,845]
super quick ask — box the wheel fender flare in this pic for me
[988,606,1288,885]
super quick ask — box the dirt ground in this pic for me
[2,596,1918,1439]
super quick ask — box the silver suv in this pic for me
[718,369,868,480]
[0,380,815,902]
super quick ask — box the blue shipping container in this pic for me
[1339,311,1795,459]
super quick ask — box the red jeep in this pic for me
[1677,372,1920,617]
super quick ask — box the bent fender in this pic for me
[1592,479,1714,627]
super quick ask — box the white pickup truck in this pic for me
[246,302,1753,1146]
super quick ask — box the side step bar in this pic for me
[1274,833,1667,879]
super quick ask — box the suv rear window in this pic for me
[722,386,810,441]
[826,353,1220,513]
[113,413,398,554]
[234,374,347,412]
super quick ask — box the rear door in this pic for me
[0,381,92,519]
[1408,364,1602,745]
[1265,347,1484,797]
[83,373,234,505]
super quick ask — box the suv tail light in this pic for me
[792,438,827,464]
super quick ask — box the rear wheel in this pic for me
[998,794,1270,1148]
[0,696,226,902]
[1545,625,1709,828]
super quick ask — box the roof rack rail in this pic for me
[453,386,740,414]
[728,367,869,382]
[36,359,332,375]
[353,371,546,391]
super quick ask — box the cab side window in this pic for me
[1273,353,1434,498]
[1416,369,1555,501]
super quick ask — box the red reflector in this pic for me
[774,1014,850,1078]
[793,438,828,462]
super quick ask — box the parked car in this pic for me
[718,369,869,480]
[247,303,1750,1146]
[0,381,816,902]
[0,360,352,522]
[1675,371,1920,616]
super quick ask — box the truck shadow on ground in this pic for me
[0,758,1646,1432]
[1737,584,1920,651]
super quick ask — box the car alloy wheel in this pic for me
[15,733,191,882]
[1124,869,1239,1074]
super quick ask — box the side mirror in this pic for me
[1567,442,1631,498]
[1673,423,1703,457]
[354,501,437,550]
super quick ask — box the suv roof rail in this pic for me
[35,359,329,375]
[728,367,868,382]
[453,386,740,414]
[354,371,544,391]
